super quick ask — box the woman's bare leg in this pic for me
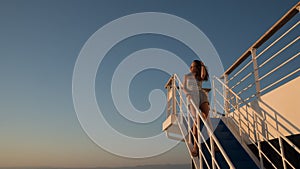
[188,105,199,156]
[190,103,210,156]
[200,102,219,151]
[200,102,210,120]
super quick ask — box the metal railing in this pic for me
[213,76,300,169]
[222,2,300,105]
[165,74,235,169]
[211,3,300,169]
[164,3,299,169]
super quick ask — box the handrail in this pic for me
[221,83,300,137]
[260,68,299,93]
[173,74,235,169]
[259,51,300,81]
[213,76,300,169]
[164,3,299,169]
[230,71,253,90]
[215,76,300,152]
[223,2,300,76]
[215,85,297,168]
[256,21,300,59]
[221,2,299,105]
[165,74,235,169]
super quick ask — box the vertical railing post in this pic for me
[197,115,202,169]
[167,86,170,117]
[254,113,264,168]
[179,82,183,124]
[251,48,269,163]
[251,48,261,98]
[279,136,287,169]
[251,49,269,143]
[212,78,217,118]
[237,96,243,143]
[246,105,253,142]
[188,97,191,144]
[211,131,216,169]
[224,74,229,116]
[172,75,177,115]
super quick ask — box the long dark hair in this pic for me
[193,60,209,81]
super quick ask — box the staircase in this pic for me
[163,73,300,169]
[248,134,300,169]
[162,3,300,169]
[163,74,236,169]
[211,119,258,169]
[194,118,258,169]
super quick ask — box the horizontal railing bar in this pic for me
[223,2,300,76]
[219,92,255,123]
[243,94,257,103]
[235,107,300,158]
[236,82,256,96]
[214,88,225,99]
[174,91,196,125]
[181,110,222,169]
[266,130,277,141]
[259,52,300,81]
[199,148,213,169]
[230,71,253,90]
[180,105,223,168]
[255,132,296,169]
[282,148,297,169]
[174,110,202,168]
[259,100,300,133]
[230,107,253,125]
[258,36,300,69]
[217,87,254,120]
[197,130,218,168]
[260,68,300,93]
[176,97,215,169]
[239,118,253,129]
[172,74,235,168]
[256,21,300,59]
[229,112,285,168]
[215,99,225,111]
[259,150,278,169]
[189,99,235,168]
[251,3,300,49]
[226,112,278,168]
[234,119,276,168]
[228,114,256,141]
[214,76,300,154]
[254,129,283,156]
[237,119,256,138]
[228,95,240,106]
[228,60,253,82]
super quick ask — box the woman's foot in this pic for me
[191,147,198,157]
[213,142,220,152]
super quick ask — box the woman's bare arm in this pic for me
[201,63,206,80]
[183,75,191,96]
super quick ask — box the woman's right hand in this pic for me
[186,94,191,100]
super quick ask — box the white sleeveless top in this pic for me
[186,77,202,91]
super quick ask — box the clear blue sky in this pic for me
[0,0,298,168]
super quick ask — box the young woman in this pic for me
[183,60,210,157]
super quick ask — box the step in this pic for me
[248,134,300,169]
[206,119,259,169]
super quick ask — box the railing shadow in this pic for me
[258,99,300,136]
